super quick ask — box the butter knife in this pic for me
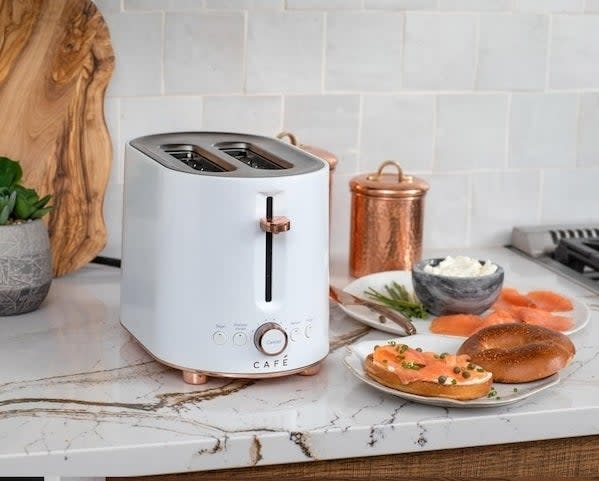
[329,285,417,336]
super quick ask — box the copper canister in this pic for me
[349,160,429,277]
[277,131,338,220]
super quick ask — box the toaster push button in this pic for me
[304,324,313,338]
[212,331,227,345]
[254,322,288,356]
[233,332,247,346]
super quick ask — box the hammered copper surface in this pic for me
[349,161,429,278]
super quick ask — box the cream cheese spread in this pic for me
[424,255,497,277]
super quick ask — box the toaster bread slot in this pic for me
[216,142,292,170]
[163,144,232,172]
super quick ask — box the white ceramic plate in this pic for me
[339,270,590,337]
[344,334,560,408]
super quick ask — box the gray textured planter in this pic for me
[0,219,52,315]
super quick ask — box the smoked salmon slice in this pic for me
[429,314,483,337]
[499,287,536,307]
[514,306,574,331]
[526,290,573,312]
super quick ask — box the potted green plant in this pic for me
[0,156,53,315]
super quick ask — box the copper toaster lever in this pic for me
[260,216,291,234]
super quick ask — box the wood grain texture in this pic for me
[109,435,599,480]
[0,0,114,276]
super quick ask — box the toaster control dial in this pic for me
[254,322,288,356]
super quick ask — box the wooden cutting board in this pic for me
[0,0,114,277]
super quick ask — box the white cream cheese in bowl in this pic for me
[423,255,498,278]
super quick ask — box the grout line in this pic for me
[241,10,249,94]
[545,13,553,91]
[160,11,165,95]
[399,11,406,90]
[280,95,286,132]
[574,91,582,165]
[321,12,327,93]
[473,13,481,89]
[505,92,512,169]
[356,94,364,170]
[537,169,545,223]
[431,94,438,172]
[465,172,473,247]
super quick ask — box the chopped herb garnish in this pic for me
[513,387,518,393]
[451,379,457,385]
[364,281,428,319]
[476,368,485,372]
[399,344,408,353]
[388,340,397,346]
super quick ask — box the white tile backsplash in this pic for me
[104,13,162,97]
[92,0,599,258]
[287,0,361,8]
[360,95,435,172]
[509,93,578,169]
[477,14,547,90]
[578,94,599,168]
[541,169,599,223]
[438,0,512,11]
[164,12,244,94]
[203,96,282,135]
[326,12,403,91]
[283,95,360,173]
[435,94,508,171]
[470,171,540,246]
[365,0,438,9]
[549,15,599,89]
[423,174,469,249]
[516,0,584,12]
[403,13,476,90]
[246,12,323,93]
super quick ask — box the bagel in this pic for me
[364,343,493,401]
[457,323,575,383]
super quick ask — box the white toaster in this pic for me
[120,132,330,384]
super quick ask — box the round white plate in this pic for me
[339,270,590,337]
[344,334,560,408]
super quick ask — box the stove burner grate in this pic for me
[554,236,599,280]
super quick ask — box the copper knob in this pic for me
[260,216,291,234]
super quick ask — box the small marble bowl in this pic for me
[411,258,504,316]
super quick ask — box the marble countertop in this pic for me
[1,247,598,477]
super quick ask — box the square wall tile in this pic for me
[549,15,599,89]
[509,93,578,169]
[104,98,121,184]
[326,12,402,91]
[578,94,599,167]
[164,12,244,94]
[470,171,540,246]
[422,174,469,250]
[246,12,323,93]
[516,0,584,12]
[120,96,203,148]
[438,0,512,10]
[206,0,283,8]
[361,95,435,172]
[329,172,353,257]
[587,0,599,11]
[93,0,122,14]
[203,96,282,136]
[435,94,508,171]
[541,169,599,223]
[477,14,547,90]
[365,0,438,9]
[104,13,162,96]
[283,95,360,174]
[403,13,476,90]
[287,0,361,8]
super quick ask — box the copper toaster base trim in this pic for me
[121,323,326,384]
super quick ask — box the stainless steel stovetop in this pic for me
[510,224,599,294]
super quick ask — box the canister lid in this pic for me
[277,131,338,171]
[350,160,429,198]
